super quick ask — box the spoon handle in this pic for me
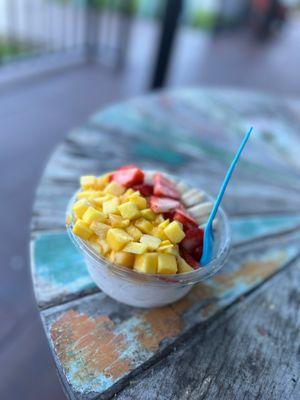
[206,127,253,230]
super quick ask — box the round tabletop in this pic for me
[31,88,300,400]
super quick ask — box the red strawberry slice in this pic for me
[180,228,203,254]
[180,249,200,269]
[174,209,198,231]
[150,196,180,213]
[153,173,180,200]
[132,184,153,197]
[112,166,144,188]
[118,164,139,170]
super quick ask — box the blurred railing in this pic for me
[0,0,134,69]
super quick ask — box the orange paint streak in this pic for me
[51,310,131,381]
[213,254,286,289]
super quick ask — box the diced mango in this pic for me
[135,218,153,234]
[97,238,110,255]
[130,196,147,210]
[140,234,161,250]
[109,214,130,228]
[80,175,96,189]
[104,181,125,196]
[72,220,93,240]
[90,221,110,238]
[128,191,141,199]
[134,253,158,274]
[95,174,110,190]
[158,219,170,229]
[157,253,178,274]
[177,256,194,273]
[118,202,140,220]
[113,252,135,268]
[89,241,101,254]
[154,214,165,225]
[72,200,89,218]
[123,242,148,254]
[76,190,97,200]
[164,221,185,244]
[160,240,172,246]
[126,225,143,241]
[121,188,134,202]
[141,208,156,221]
[103,197,119,214]
[82,206,106,225]
[106,228,132,251]
[151,227,168,241]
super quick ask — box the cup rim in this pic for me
[66,171,231,286]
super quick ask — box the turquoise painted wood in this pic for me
[30,89,300,399]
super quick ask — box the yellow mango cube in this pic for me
[89,241,101,254]
[126,225,143,241]
[154,215,165,225]
[90,221,110,238]
[123,242,148,254]
[92,194,113,206]
[72,220,93,240]
[106,228,132,251]
[158,219,170,229]
[118,202,140,220]
[135,218,153,234]
[80,175,96,189]
[141,208,156,221]
[140,234,161,250]
[151,227,168,241]
[76,190,96,200]
[177,256,194,273]
[113,252,135,268]
[104,181,125,196]
[72,200,89,218]
[128,191,141,199]
[95,174,110,189]
[97,238,110,255]
[82,207,106,225]
[109,214,130,228]
[103,197,119,214]
[157,253,178,274]
[164,221,185,244]
[121,188,134,202]
[130,196,147,210]
[134,253,158,274]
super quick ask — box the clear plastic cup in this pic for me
[67,173,230,308]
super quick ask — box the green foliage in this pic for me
[0,37,40,61]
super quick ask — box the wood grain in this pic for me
[115,257,300,400]
[30,89,300,399]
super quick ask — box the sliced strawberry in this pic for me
[150,196,180,213]
[192,246,203,262]
[181,228,203,251]
[174,209,198,231]
[163,211,175,220]
[180,249,200,269]
[153,173,180,200]
[118,164,139,170]
[132,184,153,197]
[112,166,144,188]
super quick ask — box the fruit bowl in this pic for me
[66,171,230,308]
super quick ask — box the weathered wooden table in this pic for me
[31,88,300,400]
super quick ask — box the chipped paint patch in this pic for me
[51,310,132,394]
[32,233,96,308]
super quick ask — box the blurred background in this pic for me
[1,0,300,398]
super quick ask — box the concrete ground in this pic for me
[1,16,300,400]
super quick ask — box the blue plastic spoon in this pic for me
[200,127,253,265]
